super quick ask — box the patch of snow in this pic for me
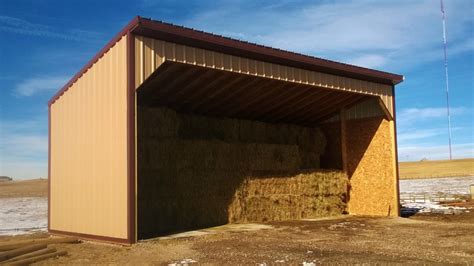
[400,176,473,215]
[399,176,474,196]
[401,201,467,215]
[168,258,197,266]
[403,202,465,212]
[0,197,47,235]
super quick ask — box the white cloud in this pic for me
[179,0,473,71]
[0,117,48,179]
[0,15,101,42]
[0,161,47,180]
[398,143,474,161]
[347,54,388,69]
[15,76,68,97]
[397,106,468,126]
[397,128,444,143]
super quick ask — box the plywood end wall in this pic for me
[346,117,399,216]
[321,99,399,216]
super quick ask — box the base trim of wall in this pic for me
[49,229,132,245]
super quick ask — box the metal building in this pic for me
[49,16,404,244]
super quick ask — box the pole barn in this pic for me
[48,16,404,244]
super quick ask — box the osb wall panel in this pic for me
[137,106,347,239]
[50,36,128,239]
[134,36,394,116]
[346,117,399,216]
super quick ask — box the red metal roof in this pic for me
[49,16,403,106]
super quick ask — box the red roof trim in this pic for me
[49,16,403,106]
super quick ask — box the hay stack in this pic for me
[137,106,343,238]
[228,171,347,223]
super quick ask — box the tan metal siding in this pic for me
[134,36,394,116]
[50,36,128,239]
[323,98,387,123]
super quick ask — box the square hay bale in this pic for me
[137,106,340,238]
[138,106,179,139]
[228,170,348,223]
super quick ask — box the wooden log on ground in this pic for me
[0,237,79,251]
[2,247,56,263]
[6,250,67,265]
[0,244,46,262]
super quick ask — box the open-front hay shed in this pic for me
[48,17,404,244]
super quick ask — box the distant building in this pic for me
[0,176,12,182]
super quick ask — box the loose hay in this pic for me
[137,106,346,239]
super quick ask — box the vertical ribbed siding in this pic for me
[134,36,394,117]
[322,98,388,123]
[50,36,128,239]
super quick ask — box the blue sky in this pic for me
[0,0,472,179]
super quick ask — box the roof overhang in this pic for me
[133,17,403,86]
[49,16,403,107]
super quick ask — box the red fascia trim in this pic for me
[49,229,132,245]
[134,17,403,85]
[47,16,140,106]
[48,106,51,232]
[126,32,136,244]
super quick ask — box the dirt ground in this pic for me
[1,212,473,265]
[0,179,47,198]
[1,177,473,264]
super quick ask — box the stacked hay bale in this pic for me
[228,171,347,223]
[137,106,346,238]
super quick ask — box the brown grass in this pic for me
[398,158,474,179]
[0,179,48,198]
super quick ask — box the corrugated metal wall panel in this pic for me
[50,36,128,239]
[323,98,385,123]
[134,36,394,117]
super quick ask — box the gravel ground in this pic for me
[1,213,473,265]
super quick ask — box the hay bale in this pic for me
[137,106,338,238]
[228,170,348,223]
[138,106,179,139]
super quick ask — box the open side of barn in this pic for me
[48,16,403,244]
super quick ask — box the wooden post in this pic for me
[0,244,46,262]
[340,108,347,173]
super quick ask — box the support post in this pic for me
[127,33,137,244]
[340,108,347,173]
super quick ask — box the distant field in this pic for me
[0,179,47,198]
[1,160,473,197]
[399,158,474,179]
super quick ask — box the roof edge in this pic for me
[133,17,403,86]
[48,16,140,106]
[49,16,404,106]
